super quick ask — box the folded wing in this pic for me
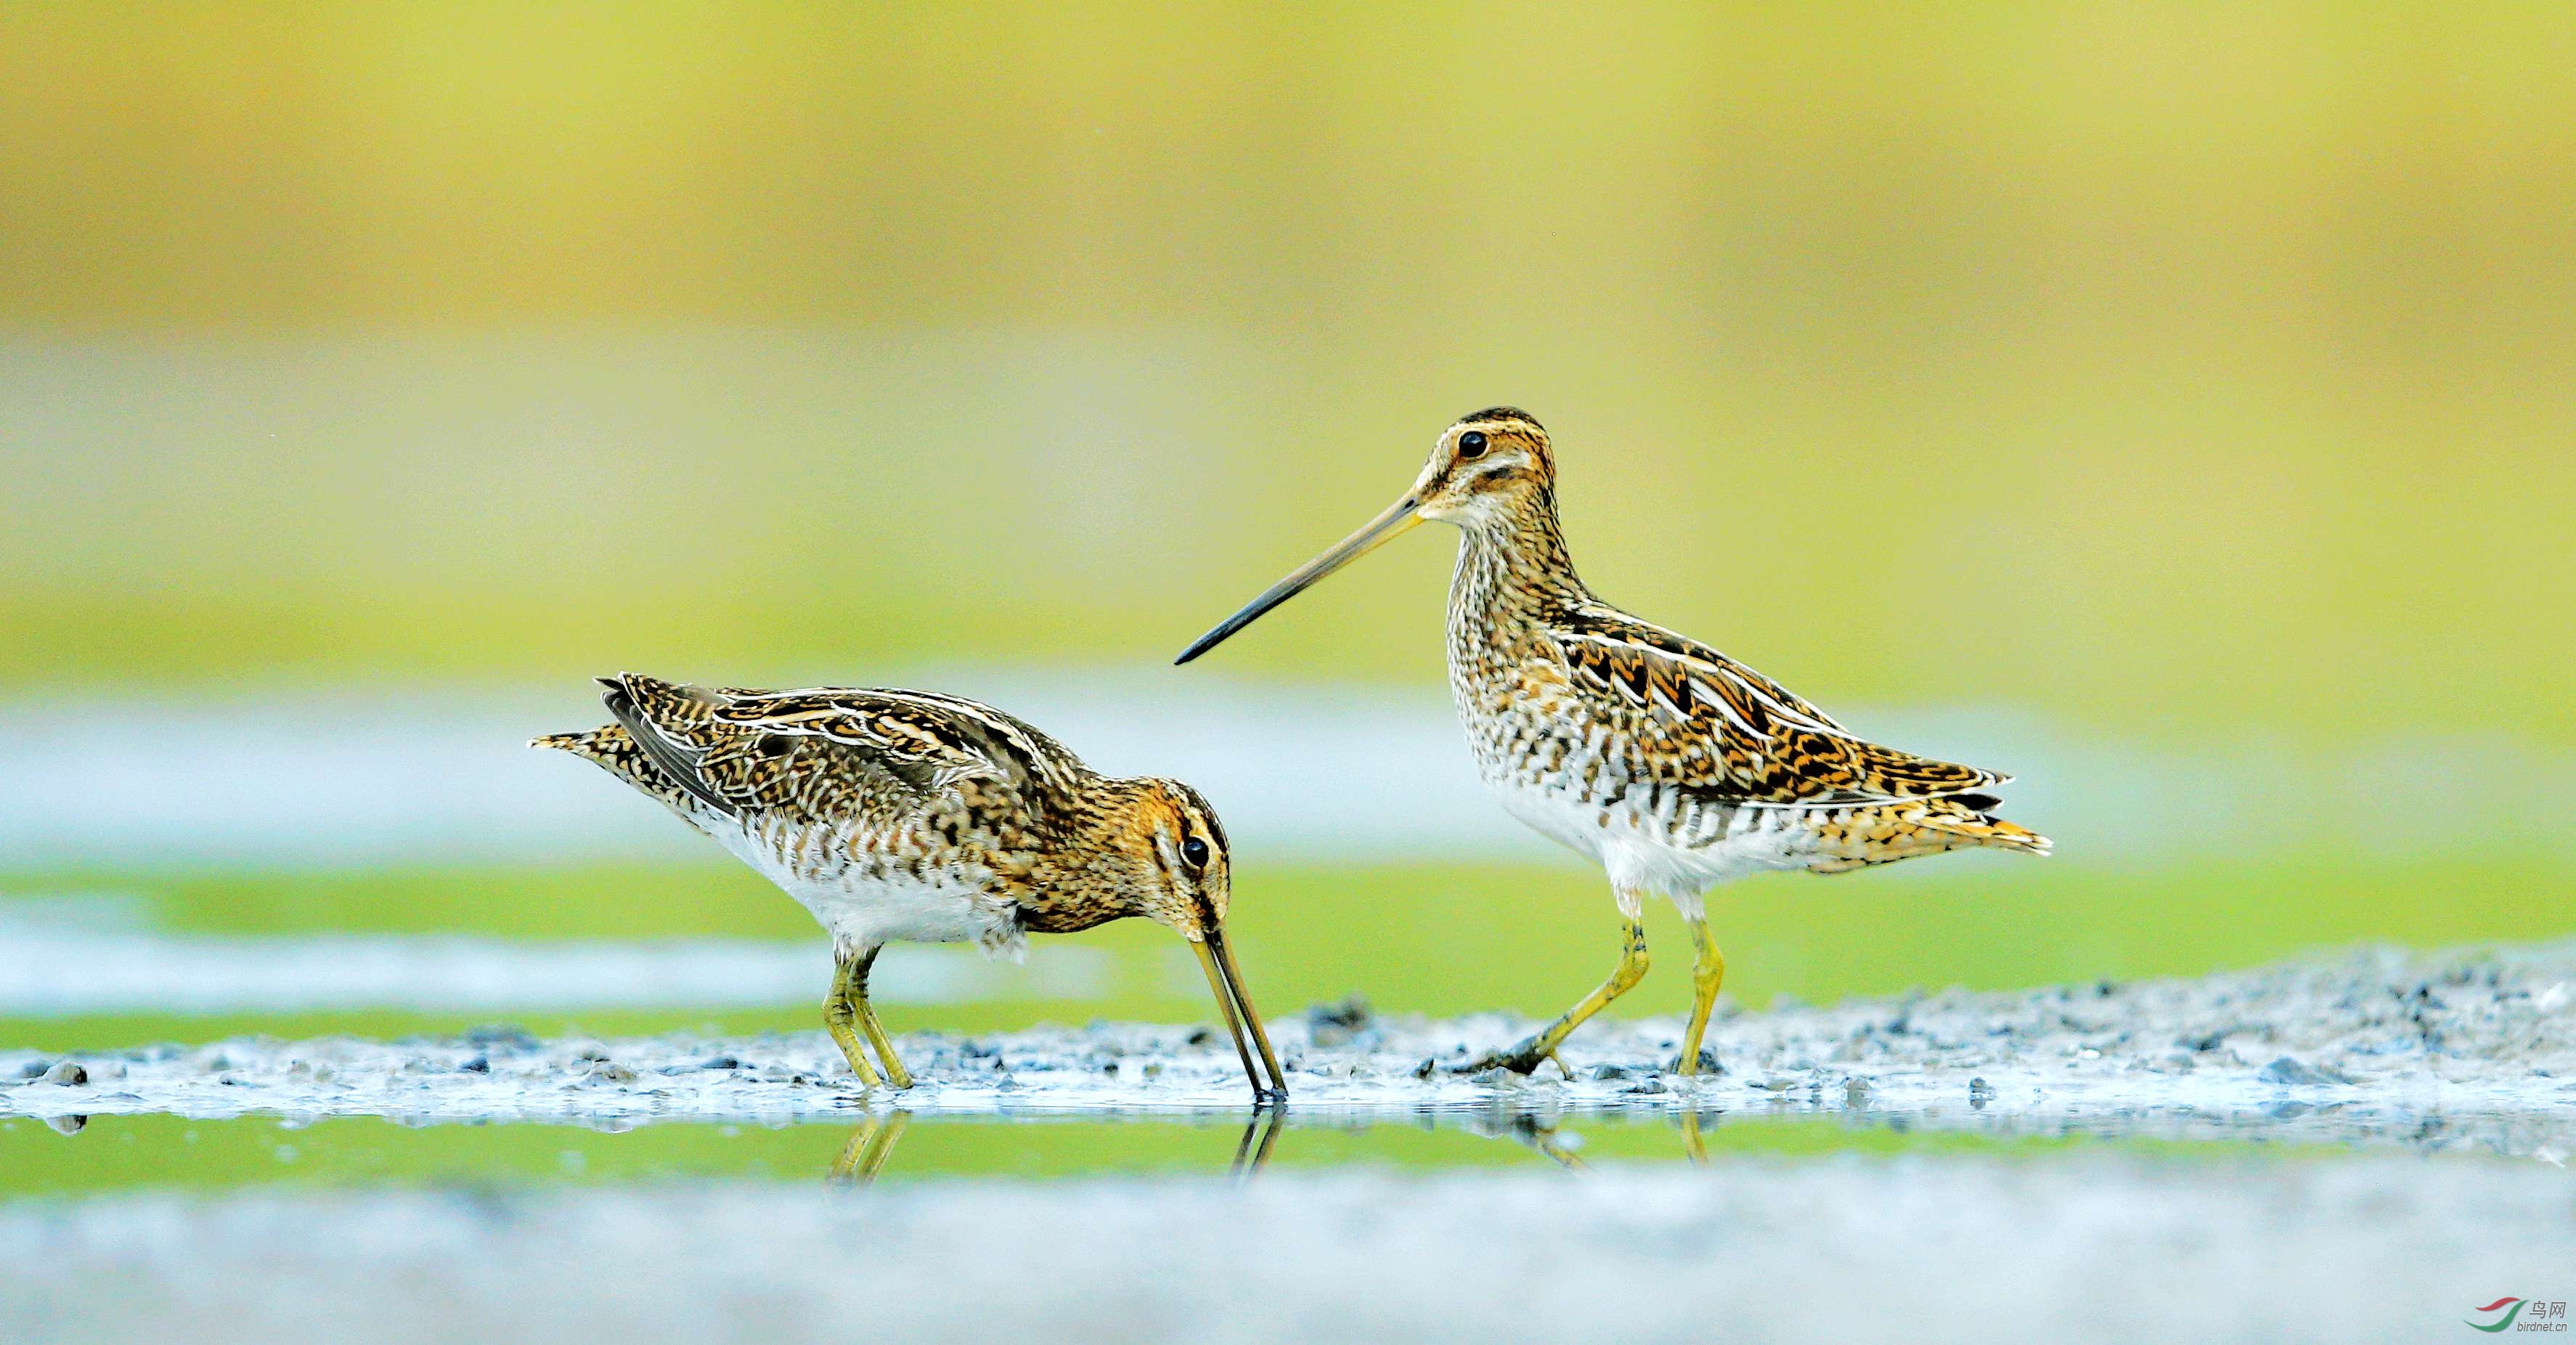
[1549,611,2010,808]
[593,672,1089,829]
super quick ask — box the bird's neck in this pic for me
[1020,795,1147,934]
[1448,488,1587,635]
[1043,784,1141,885]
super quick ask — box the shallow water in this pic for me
[10,1152,2569,1345]
[7,1086,2565,1203]
[8,1103,2571,1345]
[6,946,2572,1345]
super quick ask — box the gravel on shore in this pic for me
[9,943,2570,1142]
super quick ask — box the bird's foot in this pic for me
[1453,1036,1565,1078]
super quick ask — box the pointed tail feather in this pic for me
[1930,809,2052,857]
[597,674,740,816]
[531,720,720,832]
[531,727,618,759]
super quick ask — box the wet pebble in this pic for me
[2257,1055,2355,1087]
[39,1060,87,1086]
[2181,1027,2242,1053]
[1306,995,1374,1049]
[465,1025,540,1052]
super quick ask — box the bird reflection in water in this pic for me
[829,1110,911,1185]
[826,1107,1289,1187]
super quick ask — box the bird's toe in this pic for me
[1453,1036,1552,1077]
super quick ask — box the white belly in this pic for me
[706,823,1021,958]
[1485,770,1608,863]
[1480,768,1808,911]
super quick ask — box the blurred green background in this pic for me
[2,4,2570,1050]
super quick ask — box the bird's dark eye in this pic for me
[1181,836,1210,869]
[1458,430,1488,458]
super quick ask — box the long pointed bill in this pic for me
[1211,925,1286,1097]
[1194,927,1288,1100]
[1174,495,1422,664]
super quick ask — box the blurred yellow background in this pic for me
[2,4,2570,1047]
[6,3,2572,739]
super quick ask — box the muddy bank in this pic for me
[8,943,2571,1151]
[5,1155,2570,1345]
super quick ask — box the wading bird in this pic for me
[1176,409,2047,1076]
[538,675,1287,1100]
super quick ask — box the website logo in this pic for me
[2470,1299,2569,1333]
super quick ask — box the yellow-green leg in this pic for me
[828,1110,910,1185]
[824,950,884,1089]
[847,946,913,1089]
[1465,914,1650,1076]
[1679,1109,1710,1165]
[1672,915,1728,1076]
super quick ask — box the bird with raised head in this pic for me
[537,674,1287,1100]
[1177,408,2047,1077]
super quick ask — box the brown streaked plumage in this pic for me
[1176,407,2048,1077]
[536,674,1287,1100]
